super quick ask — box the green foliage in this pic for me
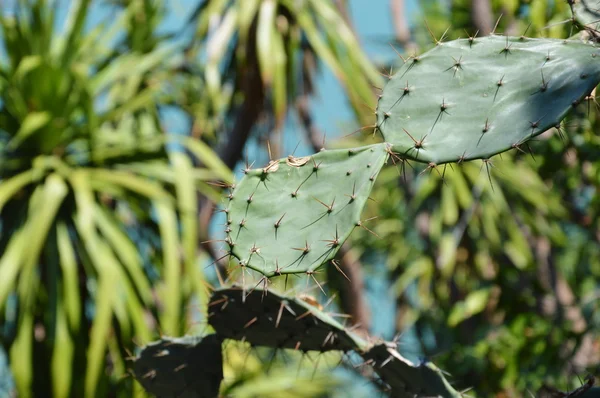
[0,1,231,397]
[189,0,382,131]
[378,36,600,164]
[132,334,223,398]
[225,143,389,276]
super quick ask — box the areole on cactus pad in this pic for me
[224,143,390,277]
[376,35,600,164]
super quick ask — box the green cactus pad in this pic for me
[377,35,600,164]
[361,343,461,398]
[208,286,369,352]
[574,0,600,28]
[132,334,223,398]
[225,143,389,277]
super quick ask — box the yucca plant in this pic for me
[0,1,231,397]
[185,0,383,161]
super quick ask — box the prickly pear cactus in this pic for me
[361,343,461,398]
[574,0,600,28]
[132,334,223,398]
[225,143,390,277]
[538,375,599,398]
[377,35,600,164]
[208,286,369,352]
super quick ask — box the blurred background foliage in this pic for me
[0,0,598,397]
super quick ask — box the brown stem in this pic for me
[333,0,356,33]
[390,0,411,46]
[471,0,493,36]
[296,94,371,334]
[337,244,372,335]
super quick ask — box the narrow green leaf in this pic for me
[156,201,181,336]
[256,0,276,86]
[0,226,28,312]
[100,85,160,123]
[8,111,52,149]
[51,0,91,64]
[89,44,178,96]
[84,273,113,397]
[177,136,233,184]
[9,310,34,398]
[170,152,206,313]
[1,173,68,312]
[448,288,491,327]
[51,294,75,398]
[205,7,237,108]
[70,172,118,396]
[0,169,41,212]
[87,168,173,202]
[21,174,68,274]
[438,233,457,278]
[14,55,41,79]
[56,222,81,331]
[308,0,381,85]
[441,183,458,225]
[94,204,152,304]
[271,25,287,126]
[448,168,473,209]
[238,0,260,45]
[193,0,230,38]
[118,266,153,345]
[71,174,152,346]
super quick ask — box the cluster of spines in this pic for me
[207,286,369,353]
[371,33,600,168]
[215,144,389,280]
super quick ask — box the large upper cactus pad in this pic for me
[574,0,600,28]
[208,286,369,352]
[361,343,461,398]
[377,35,600,164]
[225,143,389,277]
[132,335,223,398]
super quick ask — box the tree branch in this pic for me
[471,0,493,36]
[390,0,411,46]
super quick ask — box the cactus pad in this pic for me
[377,35,600,164]
[208,286,369,352]
[361,343,461,398]
[132,334,223,398]
[225,143,389,277]
[574,0,600,28]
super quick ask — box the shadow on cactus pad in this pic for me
[208,286,369,352]
[361,343,462,398]
[131,334,223,398]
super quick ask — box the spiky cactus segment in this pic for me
[132,334,223,398]
[538,375,599,398]
[361,343,461,398]
[574,1,600,28]
[377,35,600,164]
[225,143,389,277]
[208,286,369,352]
